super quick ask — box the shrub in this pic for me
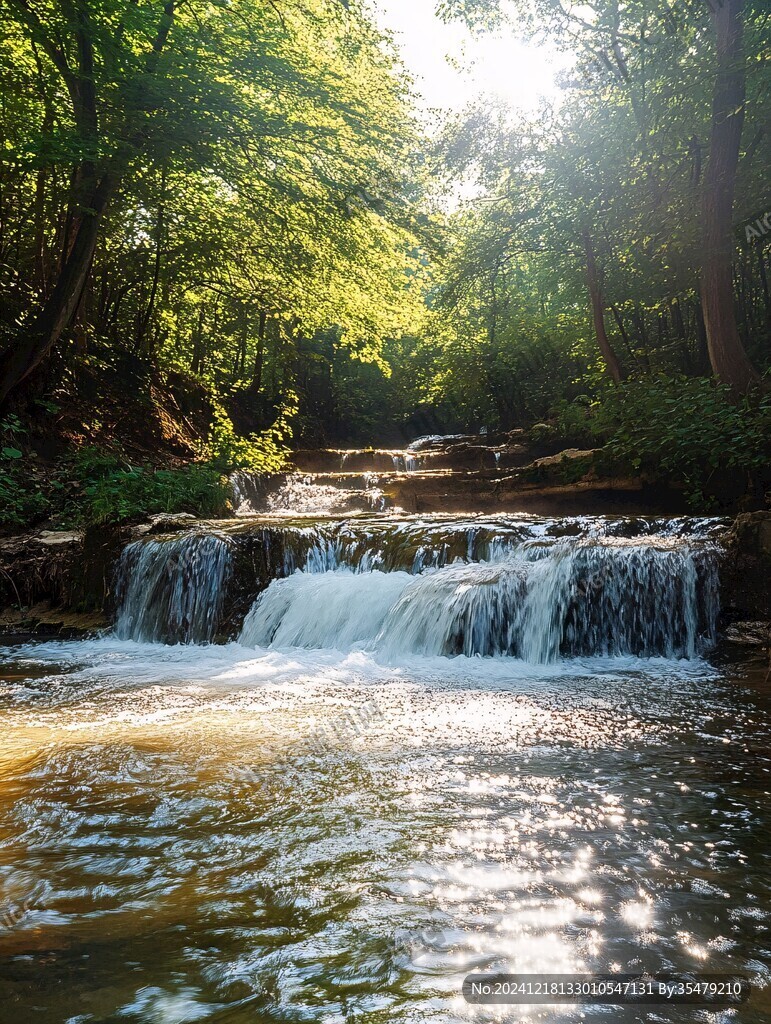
[0,415,50,530]
[204,402,292,474]
[548,396,598,446]
[66,449,231,525]
[0,463,50,529]
[602,375,771,507]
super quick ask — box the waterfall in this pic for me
[240,569,411,650]
[114,533,232,643]
[239,536,719,662]
[111,516,722,657]
[229,470,388,515]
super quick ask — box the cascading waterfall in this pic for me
[112,515,723,658]
[239,536,719,661]
[229,470,389,515]
[114,533,232,643]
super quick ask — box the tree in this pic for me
[0,0,428,406]
[700,0,760,393]
[438,0,769,391]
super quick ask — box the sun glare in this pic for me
[374,0,564,118]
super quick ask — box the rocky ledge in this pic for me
[720,511,771,624]
[1,510,769,642]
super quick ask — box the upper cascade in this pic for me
[229,432,528,516]
[227,430,695,519]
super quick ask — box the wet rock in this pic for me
[0,601,108,636]
[145,512,199,535]
[0,524,125,622]
[724,621,771,646]
[37,529,84,546]
[532,448,599,468]
[721,511,771,621]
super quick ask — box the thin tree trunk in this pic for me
[0,170,118,404]
[251,309,267,393]
[583,229,623,383]
[191,307,205,375]
[694,291,711,375]
[0,0,176,406]
[699,0,759,393]
[609,303,641,370]
[136,166,166,354]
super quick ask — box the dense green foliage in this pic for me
[601,377,771,507]
[282,0,771,463]
[0,0,429,437]
[1,415,51,527]
[65,452,230,525]
[0,424,233,528]
[412,0,770,420]
[0,0,769,519]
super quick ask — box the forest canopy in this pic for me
[0,0,769,523]
[0,0,429,417]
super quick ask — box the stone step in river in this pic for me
[231,432,686,517]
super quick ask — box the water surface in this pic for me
[0,639,769,1023]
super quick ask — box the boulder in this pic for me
[720,511,771,622]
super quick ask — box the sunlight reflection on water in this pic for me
[0,639,769,1023]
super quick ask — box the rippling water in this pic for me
[0,640,769,1023]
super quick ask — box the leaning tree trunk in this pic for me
[700,0,759,394]
[583,230,624,383]
[0,171,117,406]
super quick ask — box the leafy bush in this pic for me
[548,396,598,446]
[0,415,50,529]
[65,449,231,525]
[0,463,50,529]
[602,376,771,507]
[0,391,294,531]
[204,402,292,474]
[527,422,556,445]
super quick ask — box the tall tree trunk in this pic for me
[191,307,206,375]
[251,309,267,393]
[136,166,167,355]
[0,0,177,406]
[694,291,711,375]
[700,0,759,393]
[583,230,624,383]
[0,170,117,405]
[609,303,642,370]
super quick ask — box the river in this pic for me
[0,492,769,1022]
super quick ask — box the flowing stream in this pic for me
[0,496,769,1022]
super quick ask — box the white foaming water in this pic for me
[230,470,390,515]
[110,516,723,659]
[407,433,469,450]
[115,533,232,643]
[240,569,411,650]
[240,537,718,662]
